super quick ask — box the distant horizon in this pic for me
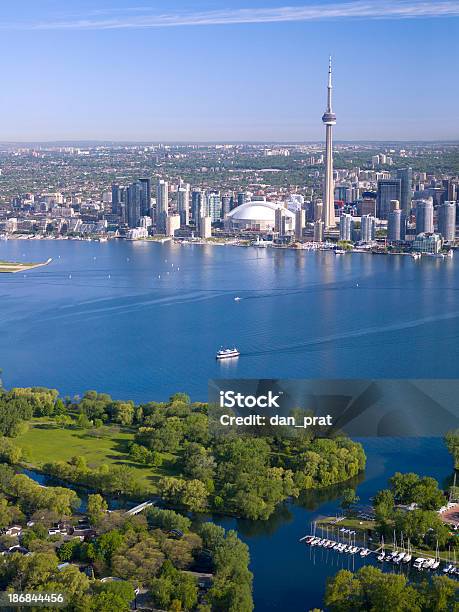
[1,139,459,146]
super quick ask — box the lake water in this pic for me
[1,239,458,609]
[1,239,459,400]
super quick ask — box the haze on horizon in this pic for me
[0,0,458,142]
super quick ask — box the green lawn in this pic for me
[16,419,178,493]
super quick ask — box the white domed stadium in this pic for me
[225,198,295,232]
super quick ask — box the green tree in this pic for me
[87,494,108,526]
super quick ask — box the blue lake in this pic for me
[1,239,458,401]
[1,239,458,609]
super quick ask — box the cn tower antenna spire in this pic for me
[327,56,333,112]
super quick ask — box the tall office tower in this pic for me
[206,192,222,222]
[126,182,141,228]
[335,186,347,202]
[295,209,305,240]
[359,196,377,217]
[221,193,232,218]
[177,184,190,227]
[322,57,337,229]
[314,219,324,242]
[111,184,120,215]
[339,213,353,241]
[396,168,413,215]
[387,199,406,242]
[138,178,151,217]
[237,192,246,208]
[275,208,288,236]
[166,214,181,237]
[415,199,434,234]
[200,217,212,239]
[314,200,324,222]
[376,179,401,220]
[360,215,376,243]
[119,202,127,224]
[156,180,169,233]
[191,190,205,225]
[438,201,456,242]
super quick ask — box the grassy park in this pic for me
[16,418,178,493]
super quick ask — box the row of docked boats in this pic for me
[301,535,371,557]
[413,557,441,570]
[377,550,412,564]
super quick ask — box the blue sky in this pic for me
[0,1,458,141]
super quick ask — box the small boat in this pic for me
[413,558,426,569]
[411,252,421,260]
[216,348,240,360]
[234,297,242,302]
[394,552,406,564]
[335,249,346,255]
[431,560,440,570]
[443,564,454,574]
[377,552,385,562]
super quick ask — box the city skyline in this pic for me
[0,1,458,141]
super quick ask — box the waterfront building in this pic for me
[226,199,295,233]
[415,199,434,234]
[412,232,442,254]
[339,213,353,241]
[166,214,181,237]
[126,182,141,228]
[314,219,324,242]
[156,180,169,233]
[126,227,148,240]
[396,168,413,215]
[138,178,151,217]
[295,209,305,240]
[438,201,456,242]
[377,179,401,220]
[322,57,337,229]
[314,200,324,222]
[177,184,190,227]
[275,207,289,237]
[206,192,222,222]
[200,216,212,239]
[221,193,232,218]
[191,190,205,224]
[387,203,407,243]
[360,215,376,243]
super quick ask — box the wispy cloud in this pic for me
[4,1,459,30]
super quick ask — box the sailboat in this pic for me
[431,541,441,570]
[377,536,385,562]
[402,539,412,564]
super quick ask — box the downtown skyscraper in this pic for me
[322,57,336,229]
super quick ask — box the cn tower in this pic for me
[322,57,336,229]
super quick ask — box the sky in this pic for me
[0,0,458,142]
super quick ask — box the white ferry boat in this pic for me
[216,348,240,360]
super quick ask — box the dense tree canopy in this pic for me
[325,566,458,612]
